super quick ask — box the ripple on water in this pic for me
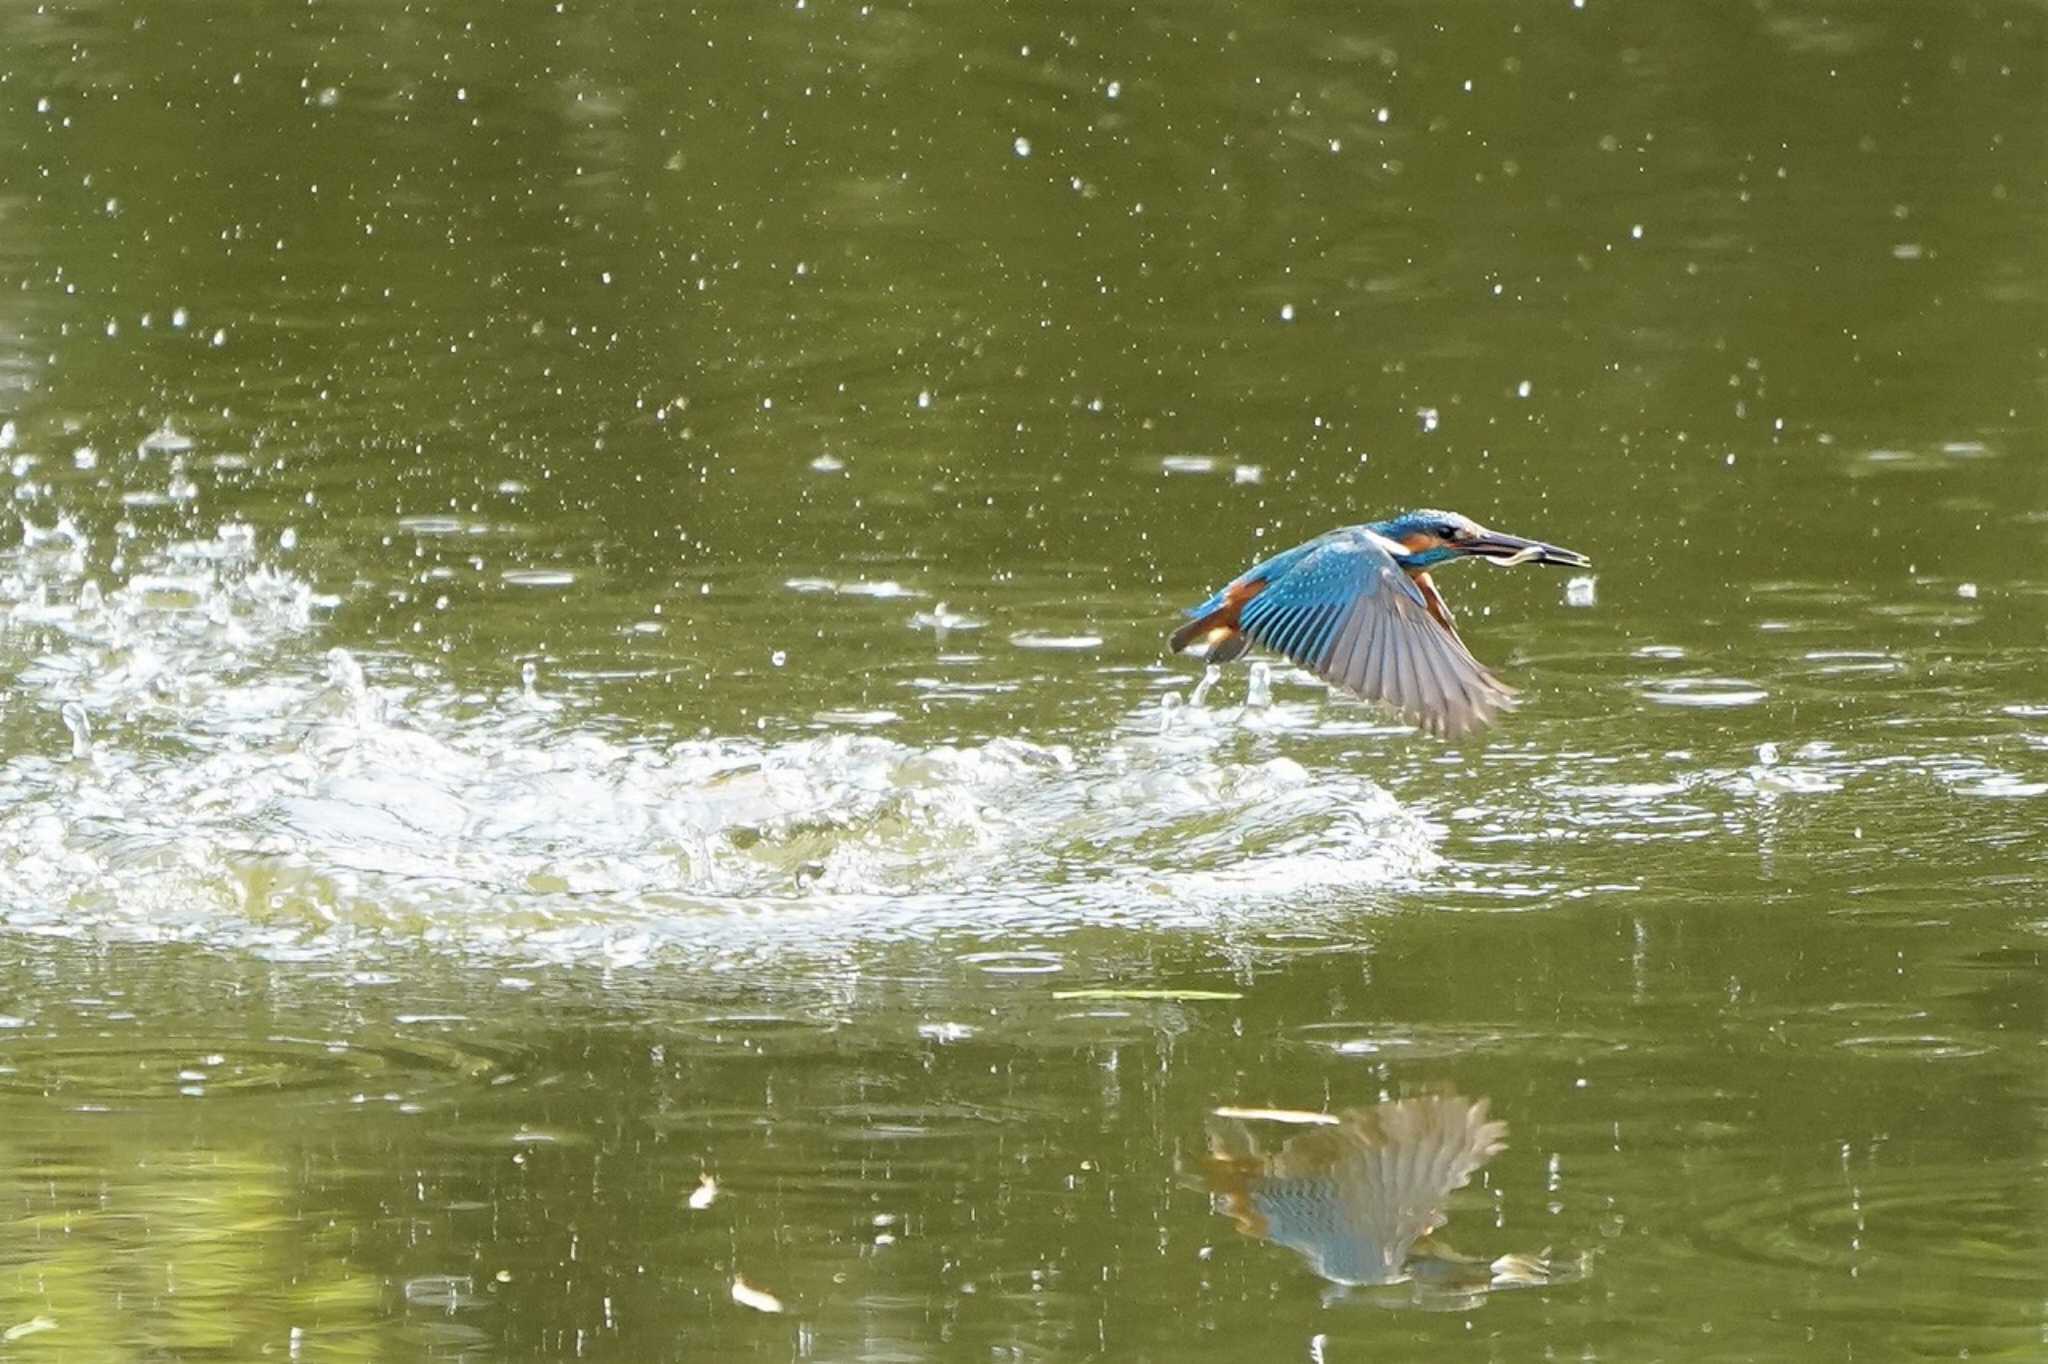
[667,1013,844,1055]
[1775,1000,1999,1061]
[0,1030,517,1109]
[1289,1021,1634,1061]
[958,950,1065,976]
[786,577,923,599]
[551,648,692,683]
[397,515,488,535]
[1951,776,2047,798]
[499,568,578,588]
[811,708,900,727]
[1008,631,1104,651]
[1798,650,1905,677]
[1833,1034,1994,1060]
[1850,442,1999,475]
[1690,1162,2039,1347]
[1638,677,1769,708]
[808,1100,1018,1142]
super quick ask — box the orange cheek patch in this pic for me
[1400,532,1438,551]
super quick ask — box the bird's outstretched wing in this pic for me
[1200,1093,1508,1287]
[1236,529,1516,736]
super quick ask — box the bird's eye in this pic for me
[1440,525,1463,541]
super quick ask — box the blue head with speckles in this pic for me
[1370,509,1482,567]
[1369,509,1591,571]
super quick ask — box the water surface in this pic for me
[0,0,2042,1358]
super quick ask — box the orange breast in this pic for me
[1407,570,1459,637]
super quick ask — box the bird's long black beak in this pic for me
[1463,529,1591,569]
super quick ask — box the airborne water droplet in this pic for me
[325,647,378,724]
[1246,661,1273,709]
[61,701,91,759]
[327,647,366,695]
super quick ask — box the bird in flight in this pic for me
[1196,1092,1512,1288]
[1169,509,1590,736]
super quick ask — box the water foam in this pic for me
[0,515,1438,965]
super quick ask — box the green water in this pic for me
[0,0,2043,1358]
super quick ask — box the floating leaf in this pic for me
[730,1277,783,1314]
[1211,1106,1339,1125]
[1052,988,1243,1002]
[3,1317,57,1343]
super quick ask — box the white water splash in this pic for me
[0,499,1439,965]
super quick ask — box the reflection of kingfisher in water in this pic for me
[1170,511,1591,736]
[1196,1093,1558,1298]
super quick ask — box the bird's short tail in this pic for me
[1170,605,1252,664]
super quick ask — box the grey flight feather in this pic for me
[1234,529,1517,737]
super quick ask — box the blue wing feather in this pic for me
[1281,610,1312,658]
[1307,606,1342,660]
[1240,529,1423,619]
[1174,525,1516,735]
[1179,531,1348,619]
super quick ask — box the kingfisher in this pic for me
[1196,1093,1511,1288]
[1169,509,1590,736]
